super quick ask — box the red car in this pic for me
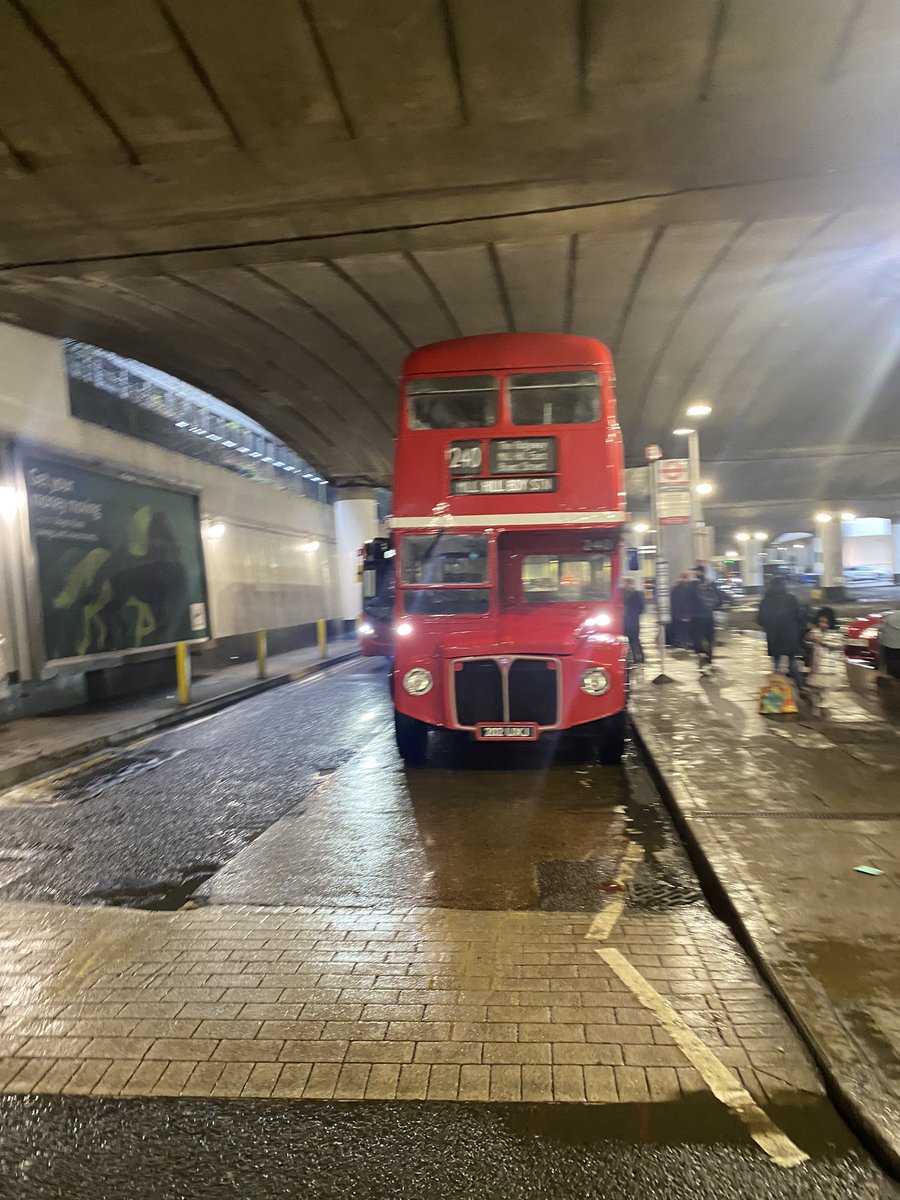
[843,612,887,667]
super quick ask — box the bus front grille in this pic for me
[454,660,503,726]
[508,659,559,726]
[453,657,559,728]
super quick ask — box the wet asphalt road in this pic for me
[0,659,897,1198]
[0,662,390,907]
[1,1094,896,1200]
[0,659,696,915]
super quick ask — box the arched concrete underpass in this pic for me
[1,0,899,528]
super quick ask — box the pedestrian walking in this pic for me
[670,571,692,648]
[688,564,722,670]
[621,576,645,665]
[756,576,804,692]
[803,607,842,714]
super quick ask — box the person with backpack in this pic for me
[688,564,722,669]
[756,576,805,692]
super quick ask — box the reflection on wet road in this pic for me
[0,658,896,1197]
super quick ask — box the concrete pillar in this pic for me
[333,488,379,622]
[0,502,16,683]
[740,543,763,591]
[819,516,845,600]
[698,525,715,564]
[893,522,900,585]
[658,521,692,580]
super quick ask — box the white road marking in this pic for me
[597,946,809,1169]
[586,841,643,942]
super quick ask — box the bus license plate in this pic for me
[476,724,538,741]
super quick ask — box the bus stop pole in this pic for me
[649,462,675,685]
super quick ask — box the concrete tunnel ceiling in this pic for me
[1,0,900,531]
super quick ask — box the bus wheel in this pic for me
[395,711,429,766]
[595,710,627,766]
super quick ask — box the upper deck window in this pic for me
[508,371,600,426]
[401,534,488,586]
[407,376,498,430]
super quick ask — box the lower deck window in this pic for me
[520,554,611,604]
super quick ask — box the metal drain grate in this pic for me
[625,855,703,913]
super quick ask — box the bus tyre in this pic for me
[395,711,429,766]
[595,710,626,766]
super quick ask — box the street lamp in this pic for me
[633,522,649,534]
[840,511,857,522]
[675,407,712,564]
[815,511,832,524]
[696,481,714,496]
[735,532,750,543]
[753,530,768,541]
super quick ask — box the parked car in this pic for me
[844,565,893,585]
[843,612,886,668]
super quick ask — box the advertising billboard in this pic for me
[22,453,209,661]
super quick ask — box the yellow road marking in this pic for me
[586,841,643,942]
[597,946,809,1169]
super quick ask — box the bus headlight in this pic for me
[403,668,433,696]
[359,622,375,637]
[581,667,610,696]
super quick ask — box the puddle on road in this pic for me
[619,754,704,914]
[1,749,185,809]
[86,861,219,911]
[791,938,900,1005]
[498,1090,860,1160]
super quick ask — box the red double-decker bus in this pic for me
[358,536,394,656]
[389,332,628,765]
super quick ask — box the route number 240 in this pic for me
[448,444,482,471]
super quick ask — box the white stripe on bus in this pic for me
[389,511,626,528]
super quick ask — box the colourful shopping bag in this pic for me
[758,673,798,715]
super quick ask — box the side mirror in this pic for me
[626,547,639,571]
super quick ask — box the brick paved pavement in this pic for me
[0,901,822,1103]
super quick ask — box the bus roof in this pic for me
[403,333,613,377]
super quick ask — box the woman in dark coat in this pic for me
[756,577,804,690]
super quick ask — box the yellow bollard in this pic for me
[175,642,191,705]
[317,618,327,659]
[256,629,267,679]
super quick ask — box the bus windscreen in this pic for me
[407,376,498,430]
[520,552,612,604]
[401,534,488,585]
[508,371,600,426]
